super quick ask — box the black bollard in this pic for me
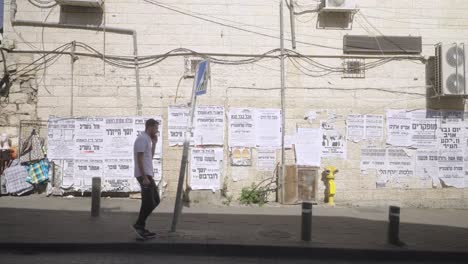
[91,177,101,217]
[301,202,312,241]
[387,206,404,246]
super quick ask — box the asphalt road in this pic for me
[0,252,461,264]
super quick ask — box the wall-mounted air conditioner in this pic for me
[322,0,358,12]
[435,43,467,97]
[55,0,103,8]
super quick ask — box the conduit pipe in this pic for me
[10,0,143,116]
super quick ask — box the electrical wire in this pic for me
[27,0,57,9]
[142,0,343,50]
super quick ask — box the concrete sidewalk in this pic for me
[0,196,467,260]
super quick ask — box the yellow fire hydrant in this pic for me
[323,166,338,206]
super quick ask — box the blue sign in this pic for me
[194,60,209,96]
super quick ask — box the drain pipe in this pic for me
[10,0,143,116]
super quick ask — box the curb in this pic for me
[1,242,467,261]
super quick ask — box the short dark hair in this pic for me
[145,118,159,130]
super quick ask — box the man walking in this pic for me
[132,118,160,239]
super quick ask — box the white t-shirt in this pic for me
[133,132,154,177]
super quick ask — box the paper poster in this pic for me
[134,116,163,158]
[228,108,256,147]
[74,159,104,189]
[193,106,225,146]
[346,114,365,142]
[230,147,252,166]
[321,121,346,159]
[365,114,384,141]
[255,109,282,148]
[360,148,386,171]
[438,149,464,188]
[294,128,322,166]
[386,148,414,178]
[103,158,134,192]
[415,149,439,186]
[168,105,190,146]
[410,110,438,149]
[61,159,74,188]
[47,118,75,160]
[74,117,105,158]
[190,148,222,190]
[257,148,277,171]
[152,158,163,182]
[104,117,135,158]
[386,110,412,146]
[437,111,463,150]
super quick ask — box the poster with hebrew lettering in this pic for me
[74,117,105,158]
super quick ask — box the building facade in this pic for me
[1,0,468,207]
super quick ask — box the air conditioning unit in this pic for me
[55,0,104,8]
[435,43,467,97]
[322,0,358,12]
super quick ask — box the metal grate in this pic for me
[343,58,365,78]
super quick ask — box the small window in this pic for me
[343,58,365,78]
[184,57,203,78]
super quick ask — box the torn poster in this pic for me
[257,148,277,171]
[410,110,438,149]
[255,108,282,148]
[295,128,322,166]
[321,121,346,159]
[74,117,105,158]
[193,106,225,146]
[74,159,103,190]
[230,147,252,166]
[415,149,439,187]
[386,110,412,146]
[190,148,222,190]
[168,105,190,146]
[61,159,74,188]
[438,149,464,188]
[346,114,365,142]
[228,108,256,147]
[47,118,75,160]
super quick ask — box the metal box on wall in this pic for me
[297,166,319,202]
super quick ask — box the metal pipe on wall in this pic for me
[9,0,143,116]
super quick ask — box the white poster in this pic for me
[387,148,414,178]
[438,149,464,188]
[321,121,346,159]
[360,148,386,171]
[168,105,190,146]
[61,159,74,188]
[152,158,163,182]
[437,111,463,151]
[346,114,365,142]
[193,106,225,146]
[294,128,322,166]
[104,117,135,158]
[257,148,277,171]
[365,114,384,141]
[386,110,412,146]
[103,158,133,192]
[47,118,75,160]
[190,148,222,190]
[255,109,282,148]
[415,149,439,186]
[228,108,256,147]
[134,116,163,158]
[410,110,438,149]
[74,159,104,189]
[74,117,105,158]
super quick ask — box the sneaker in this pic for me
[143,229,156,237]
[131,224,146,239]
